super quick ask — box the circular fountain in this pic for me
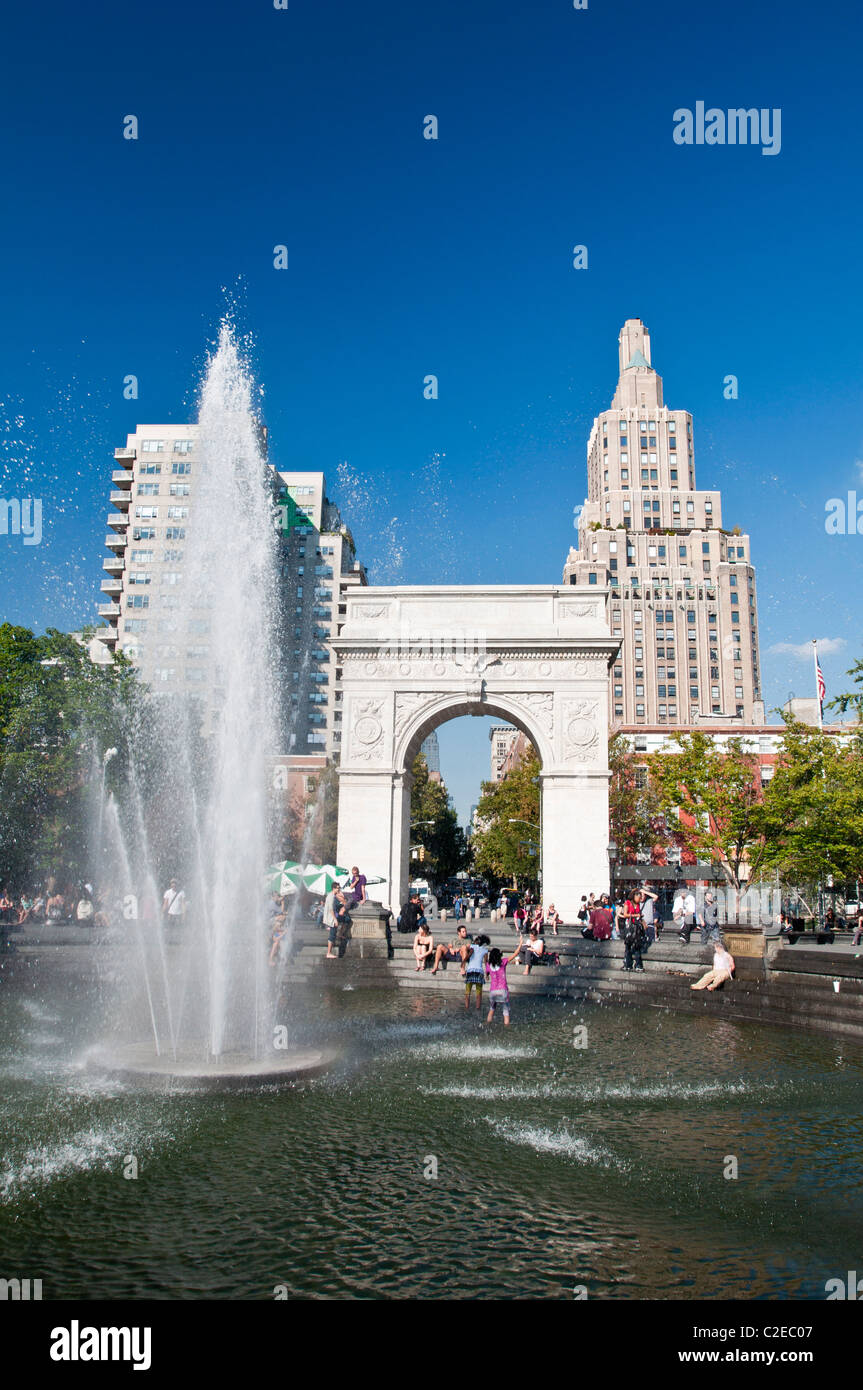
[92,321,335,1089]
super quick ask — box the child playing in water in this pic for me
[484,940,521,1026]
[463,934,490,1010]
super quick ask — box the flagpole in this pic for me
[813,639,823,731]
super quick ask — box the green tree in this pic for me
[828,657,863,720]
[759,718,863,886]
[302,763,340,865]
[409,754,469,883]
[608,730,665,863]
[650,731,768,898]
[0,624,138,887]
[470,750,541,888]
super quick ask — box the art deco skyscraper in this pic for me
[563,320,763,728]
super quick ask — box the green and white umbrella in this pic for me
[301,863,349,895]
[264,861,305,896]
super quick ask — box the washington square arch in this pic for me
[333,585,619,923]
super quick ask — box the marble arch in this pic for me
[333,586,619,922]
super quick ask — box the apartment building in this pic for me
[563,320,763,728]
[99,428,365,758]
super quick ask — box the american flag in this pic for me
[816,658,826,705]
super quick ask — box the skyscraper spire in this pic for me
[563,319,762,729]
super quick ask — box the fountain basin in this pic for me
[89,1045,336,1091]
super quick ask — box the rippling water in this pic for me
[1,960,862,1299]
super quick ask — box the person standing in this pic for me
[463,934,490,1009]
[621,892,646,972]
[484,944,519,1026]
[678,886,697,944]
[700,891,720,945]
[162,879,186,923]
[640,886,659,947]
[323,886,347,959]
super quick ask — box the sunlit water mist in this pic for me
[106,322,281,1061]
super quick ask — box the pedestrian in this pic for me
[621,892,646,972]
[691,942,736,991]
[484,944,519,1026]
[677,886,697,944]
[162,879,186,922]
[700,891,720,944]
[323,886,347,959]
[576,896,590,926]
[454,894,462,921]
[463,934,490,1009]
[640,885,659,946]
[672,888,686,939]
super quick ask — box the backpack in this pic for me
[623,905,644,946]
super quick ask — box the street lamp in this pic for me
[607,838,618,898]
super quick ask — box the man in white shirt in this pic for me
[679,888,697,944]
[162,879,186,921]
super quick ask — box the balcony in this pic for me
[98,603,121,618]
[103,555,124,573]
[106,513,129,530]
[101,579,123,595]
[114,448,136,462]
[112,470,133,487]
[110,491,131,509]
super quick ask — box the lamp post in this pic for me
[607,838,618,899]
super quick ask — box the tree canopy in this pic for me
[470,749,541,887]
[0,624,137,887]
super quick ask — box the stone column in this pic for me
[337,771,399,914]
[541,771,609,924]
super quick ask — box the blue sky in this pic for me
[1,0,861,824]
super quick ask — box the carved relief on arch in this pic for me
[349,697,386,762]
[561,697,600,764]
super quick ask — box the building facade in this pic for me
[563,320,763,729]
[99,426,365,758]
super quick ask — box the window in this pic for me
[735,686,744,699]
[131,549,153,563]
[127,594,149,609]
[635,684,644,697]
[167,506,189,519]
[161,595,181,609]
[623,500,631,512]
[170,483,190,496]
[188,645,210,659]
[141,463,161,475]
[687,611,695,625]
[153,668,176,681]
[173,440,194,454]
[135,506,159,519]
[171,461,192,475]
[163,549,183,562]
[729,574,737,587]
[635,704,645,717]
[124,619,147,633]
[165,526,185,540]
[133,527,156,540]
[128,571,150,585]
[141,439,164,453]
[588,573,597,585]
[162,571,182,585]
[690,686,699,699]
[186,669,206,682]
[614,705,623,718]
